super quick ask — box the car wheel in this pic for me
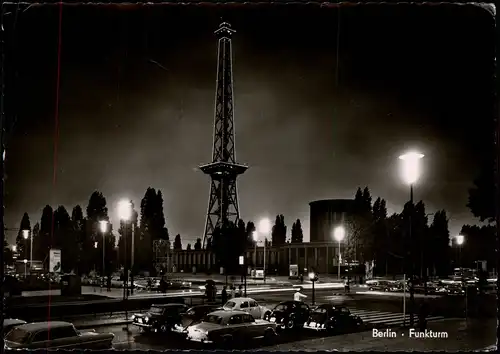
[263,328,276,343]
[160,325,168,333]
[286,318,295,329]
[369,287,374,291]
[326,322,335,332]
[221,334,233,348]
[263,311,271,320]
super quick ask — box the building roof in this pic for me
[309,199,354,208]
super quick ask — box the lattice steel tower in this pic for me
[200,22,248,248]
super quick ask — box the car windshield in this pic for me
[224,301,236,309]
[149,306,164,314]
[5,328,30,344]
[313,307,327,313]
[274,304,289,311]
[202,315,223,324]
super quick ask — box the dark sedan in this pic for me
[172,304,223,334]
[263,301,310,330]
[303,304,363,333]
[132,303,189,334]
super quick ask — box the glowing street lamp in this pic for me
[12,245,17,252]
[258,218,272,283]
[333,226,345,280]
[398,150,424,328]
[117,200,132,221]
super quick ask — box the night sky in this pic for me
[3,4,495,245]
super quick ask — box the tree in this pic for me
[346,187,373,263]
[194,238,202,250]
[372,198,389,275]
[173,234,182,250]
[15,212,31,260]
[53,206,75,273]
[4,239,13,266]
[86,191,109,222]
[139,188,157,271]
[429,210,451,277]
[31,222,40,261]
[37,205,53,263]
[271,215,287,246]
[71,205,85,274]
[85,192,110,274]
[211,219,247,273]
[467,158,495,223]
[291,219,304,243]
[459,224,496,270]
[245,221,256,247]
[186,243,192,251]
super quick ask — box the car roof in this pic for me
[16,321,73,332]
[316,304,334,309]
[151,303,186,308]
[208,310,247,318]
[227,297,255,303]
[4,319,27,326]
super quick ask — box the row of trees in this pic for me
[11,187,170,275]
[345,187,452,277]
[198,186,455,277]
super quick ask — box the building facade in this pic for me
[170,241,351,276]
[168,198,360,277]
[309,199,355,243]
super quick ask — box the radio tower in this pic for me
[200,22,248,248]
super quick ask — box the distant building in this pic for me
[309,199,355,243]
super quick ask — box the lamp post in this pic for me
[239,255,246,297]
[252,231,258,277]
[22,229,32,271]
[99,220,108,283]
[23,259,27,278]
[309,271,316,305]
[118,199,135,296]
[333,226,345,280]
[399,150,424,327]
[118,199,133,332]
[455,235,466,323]
[258,218,271,284]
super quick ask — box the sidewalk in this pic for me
[264,318,497,351]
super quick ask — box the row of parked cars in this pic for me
[131,297,364,347]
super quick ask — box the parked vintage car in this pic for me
[132,303,189,333]
[263,301,311,330]
[186,310,277,346]
[303,304,363,332]
[172,304,222,334]
[4,321,114,349]
[222,297,272,319]
[3,319,27,337]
